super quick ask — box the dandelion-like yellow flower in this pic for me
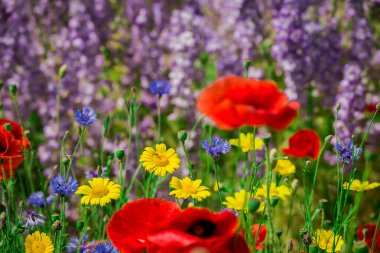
[25,231,54,253]
[229,133,264,152]
[254,183,291,201]
[343,179,380,192]
[139,143,181,176]
[313,229,344,253]
[223,189,251,212]
[274,159,296,176]
[169,177,211,201]
[75,178,121,207]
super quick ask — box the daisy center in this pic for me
[91,185,109,198]
[153,154,169,167]
[182,184,198,194]
[32,242,46,253]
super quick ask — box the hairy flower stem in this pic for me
[67,127,86,178]
[56,197,66,253]
[214,161,223,210]
[264,143,275,251]
[180,140,194,180]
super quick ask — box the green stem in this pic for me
[214,161,223,210]
[67,127,86,178]
[180,141,194,180]
[157,95,161,143]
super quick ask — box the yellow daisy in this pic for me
[25,231,54,253]
[343,179,380,192]
[254,183,291,201]
[169,177,211,201]
[229,133,264,152]
[223,189,251,212]
[75,178,121,207]
[139,143,181,177]
[313,229,344,253]
[274,159,296,176]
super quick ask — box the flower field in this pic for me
[1,1,380,253]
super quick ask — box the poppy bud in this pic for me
[276,231,283,239]
[376,103,380,111]
[116,150,125,160]
[303,234,312,246]
[248,199,261,213]
[286,240,293,252]
[270,197,279,207]
[8,84,17,96]
[336,103,341,111]
[325,135,333,143]
[52,220,62,232]
[362,228,368,239]
[262,135,271,146]
[58,64,67,79]
[178,130,188,143]
[243,59,252,71]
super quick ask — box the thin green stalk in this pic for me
[56,197,66,253]
[67,127,86,177]
[126,164,142,201]
[157,95,161,142]
[145,173,154,198]
[180,140,194,180]
[214,161,223,210]
[264,143,275,251]
[371,212,380,253]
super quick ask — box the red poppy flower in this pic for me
[252,224,267,250]
[282,129,321,160]
[196,75,300,131]
[107,198,180,253]
[357,224,380,252]
[0,119,29,179]
[366,102,379,112]
[147,208,249,253]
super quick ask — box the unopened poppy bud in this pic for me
[276,231,283,239]
[354,240,368,253]
[116,150,125,160]
[178,130,188,143]
[63,155,71,166]
[325,135,333,143]
[319,199,328,208]
[248,199,261,213]
[243,59,252,71]
[76,221,84,230]
[270,197,280,207]
[52,220,62,232]
[58,64,67,79]
[8,84,17,96]
[376,103,380,111]
[286,240,293,252]
[303,234,312,246]
[336,103,341,111]
[270,148,277,159]
[305,160,311,166]
[262,135,271,146]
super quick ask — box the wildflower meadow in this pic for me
[1,1,380,253]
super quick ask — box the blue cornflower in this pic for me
[335,140,362,164]
[74,107,97,126]
[149,80,170,95]
[49,175,78,197]
[93,242,119,253]
[202,137,231,159]
[67,234,95,253]
[22,210,46,229]
[28,191,54,207]
[85,167,107,180]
